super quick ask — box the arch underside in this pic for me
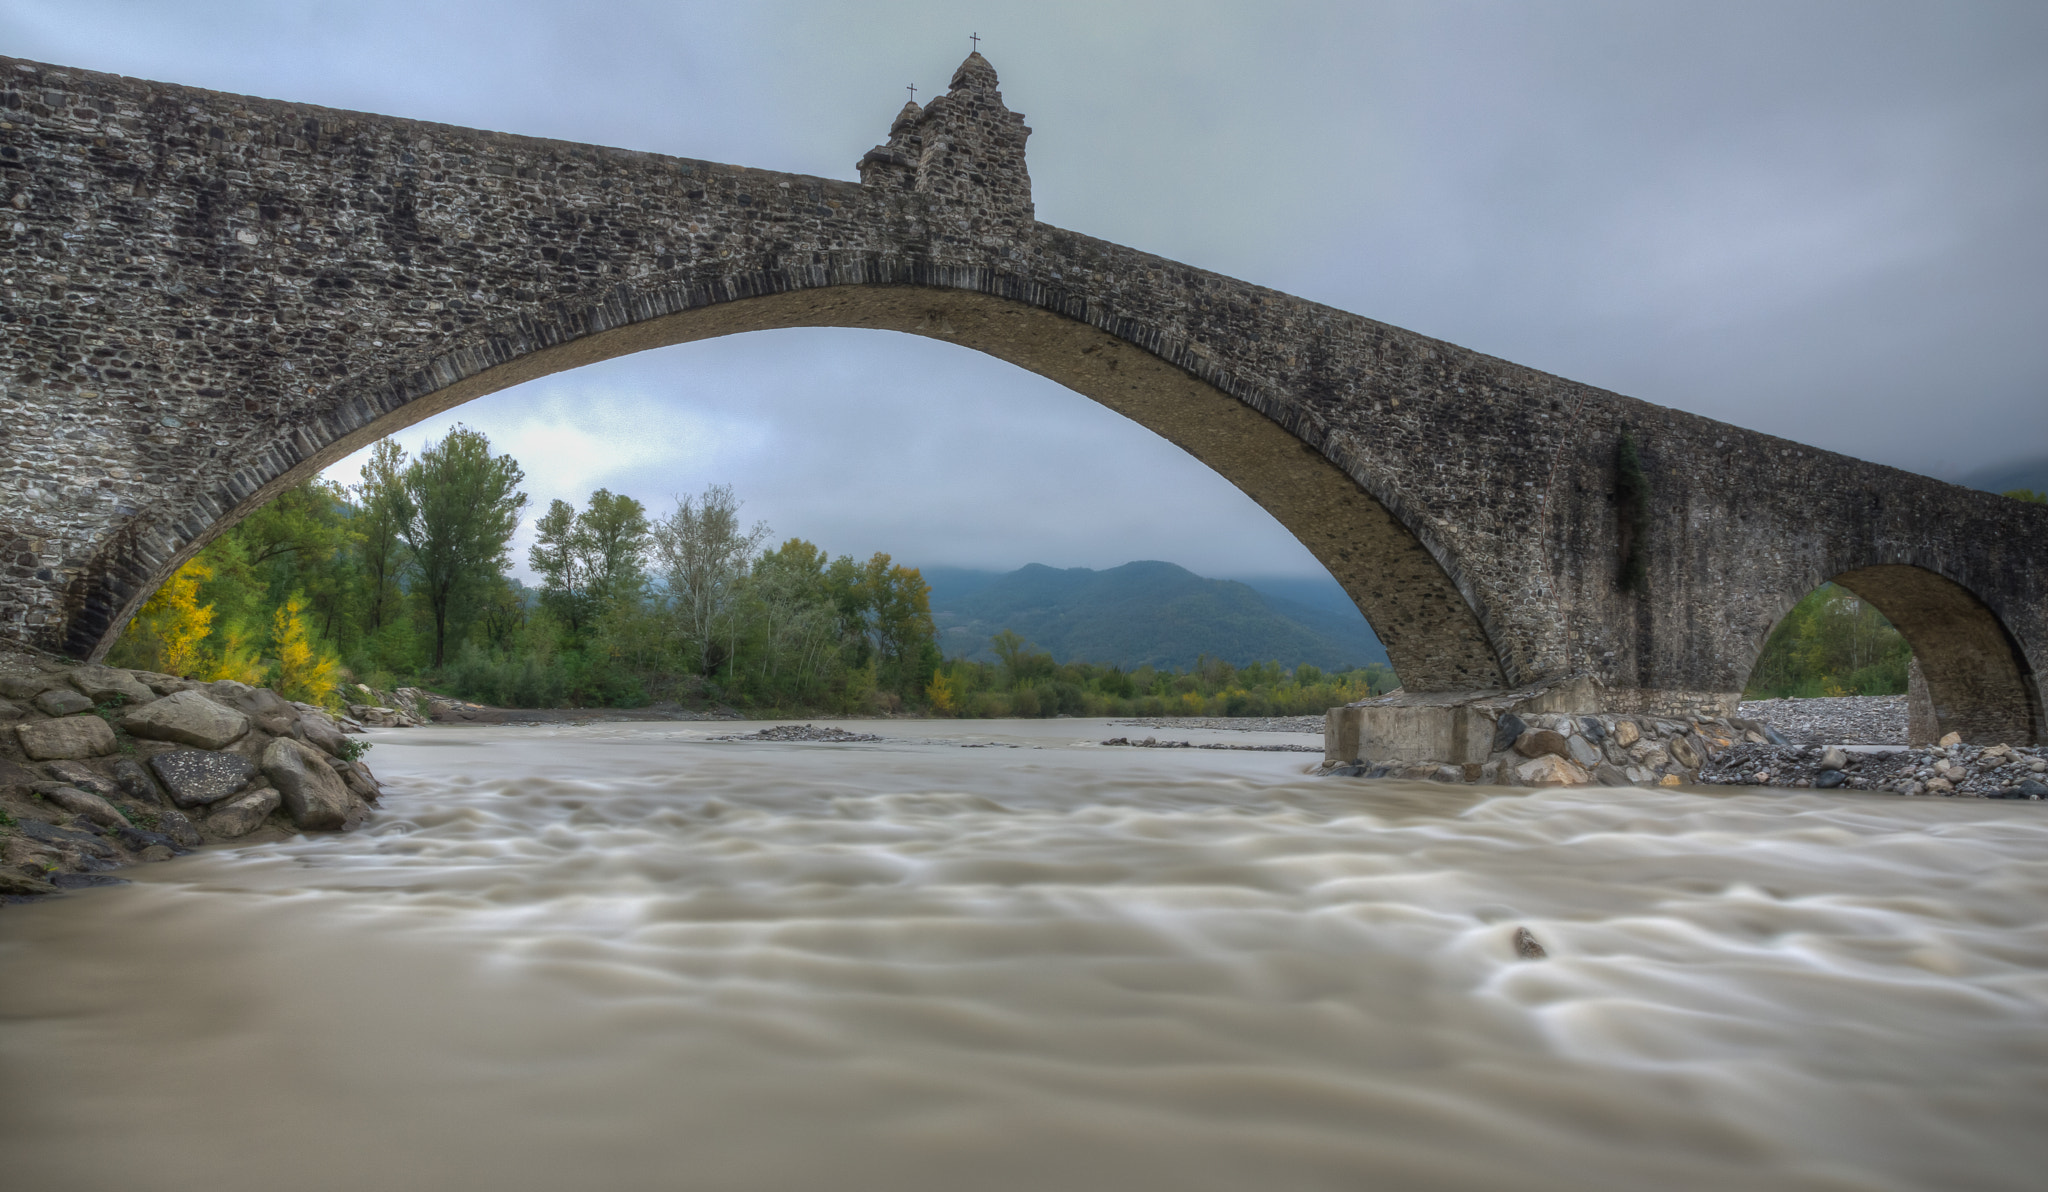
[1829,565,2042,746]
[82,285,1512,691]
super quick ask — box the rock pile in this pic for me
[1734,695,1907,745]
[1699,734,2048,799]
[712,724,885,744]
[1102,736,1322,753]
[1323,710,1790,787]
[1,652,383,897]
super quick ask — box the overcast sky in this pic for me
[8,0,2045,582]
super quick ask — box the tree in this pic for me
[2005,488,2047,505]
[577,489,651,610]
[354,438,415,634]
[271,591,341,706]
[399,426,528,667]
[529,498,590,635]
[651,484,768,676]
[111,557,215,674]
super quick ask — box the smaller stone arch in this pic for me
[1744,565,2040,746]
[1829,565,2042,746]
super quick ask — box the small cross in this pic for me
[906,84,917,101]
[970,32,980,53]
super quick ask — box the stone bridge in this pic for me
[2,52,2043,743]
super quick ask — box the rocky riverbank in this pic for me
[1699,736,2048,798]
[2,652,383,899]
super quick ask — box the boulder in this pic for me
[1815,769,1848,789]
[1513,729,1571,760]
[262,737,352,830]
[1578,717,1608,742]
[1818,746,1850,771]
[120,690,250,749]
[17,714,118,760]
[220,685,299,736]
[148,749,259,808]
[34,782,130,829]
[1564,734,1602,769]
[155,807,202,847]
[0,756,39,794]
[42,760,122,800]
[1489,713,1526,755]
[1668,735,1702,769]
[68,666,157,705]
[33,688,95,716]
[108,757,164,804]
[0,673,62,700]
[1594,762,1631,786]
[1612,719,1641,748]
[0,698,24,721]
[1514,755,1590,786]
[208,787,281,838]
[0,871,58,896]
[292,709,350,758]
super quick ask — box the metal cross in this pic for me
[970,32,980,52]
[906,84,917,101]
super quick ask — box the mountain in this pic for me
[1960,454,2048,497]
[923,561,1388,672]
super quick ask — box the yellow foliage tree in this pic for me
[926,667,959,715]
[119,558,215,675]
[207,623,266,685]
[270,593,341,708]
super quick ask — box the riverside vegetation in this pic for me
[111,431,2024,719]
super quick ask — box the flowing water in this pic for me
[3,719,2044,1191]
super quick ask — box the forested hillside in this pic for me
[927,562,1388,671]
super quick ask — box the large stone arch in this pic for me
[5,50,2045,735]
[71,267,1516,692]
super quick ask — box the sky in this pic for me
[7,0,2045,583]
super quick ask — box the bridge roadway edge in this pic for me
[0,54,2041,742]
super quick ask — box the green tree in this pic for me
[529,498,590,636]
[2004,488,2047,504]
[354,438,415,635]
[577,489,651,611]
[399,425,528,667]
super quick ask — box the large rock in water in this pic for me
[149,749,259,808]
[262,737,352,829]
[120,689,249,749]
[16,714,118,759]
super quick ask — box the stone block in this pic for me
[33,688,94,717]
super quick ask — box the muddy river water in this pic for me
[2,718,2044,1191]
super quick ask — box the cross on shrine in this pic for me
[970,32,980,52]
[906,84,917,100]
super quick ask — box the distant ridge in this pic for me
[922,561,1387,672]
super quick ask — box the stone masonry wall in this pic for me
[1,52,2043,741]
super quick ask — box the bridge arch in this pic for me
[72,269,1519,692]
[1742,563,2041,746]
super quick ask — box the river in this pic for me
[2,718,2043,1191]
